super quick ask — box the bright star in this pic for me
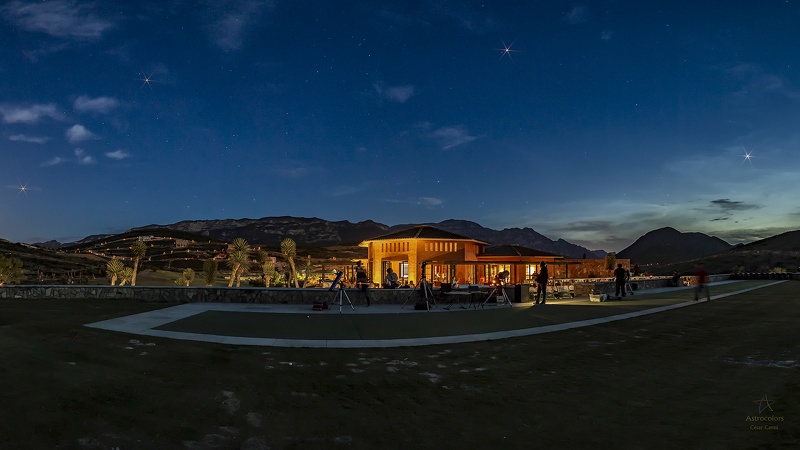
[753,394,774,414]
[6,181,39,197]
[137,70,157,90]
[742,146,755,164]
[496,40,519,61]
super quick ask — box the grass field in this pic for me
[1,282,798,449]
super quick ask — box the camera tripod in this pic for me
[481,282,513,308]
[402,278,435,311]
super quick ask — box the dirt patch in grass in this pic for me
[1,282,798,449]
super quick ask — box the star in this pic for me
[6,181,39,197]
[496,40,519,61]
[742,146,755,164]
[137,70,157,90]
[753,394,774,414]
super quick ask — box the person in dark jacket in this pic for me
[614,263,627,298]
[355,261,371,306]
[534,262,548,305]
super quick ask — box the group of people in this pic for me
[355,260,712,307]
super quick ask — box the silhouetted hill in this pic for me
[130,217,390,247]
[127,217,598,259]
[617,227,732,265]
[389,219,598,259]
[731,230,800,252]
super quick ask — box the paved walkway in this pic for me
[85,280,783,348]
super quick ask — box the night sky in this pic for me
[2,1,799,251]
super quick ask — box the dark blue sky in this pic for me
[2,1,799,251]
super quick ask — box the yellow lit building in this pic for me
[358,225,569,286]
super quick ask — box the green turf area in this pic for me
[0,280,797,449]
[154,280,777,340]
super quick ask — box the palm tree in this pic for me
[0,255,24,286]
[281,237,299,288]
[130,240,147,286]
[203,259,218,286]
[226,238,250,287]
[262,261,276,287]
[182,268,195,286]
[106,259,125,286]
[118,267,134,286]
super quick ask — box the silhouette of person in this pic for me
[384,267,399,289]
[535,262,548,305]
[694,264,710,301]
[614,263,627,298]
[355,261,371,306]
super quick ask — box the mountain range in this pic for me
[617,227,733,265]
[124,217,601,260]
[32,217,740,264]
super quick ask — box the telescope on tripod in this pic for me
[402,260,435,311]
[328,270,354,313]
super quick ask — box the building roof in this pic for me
[480,244,564,258]
[360,225,489,244]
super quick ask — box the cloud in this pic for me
[204,0,266,51]
[374,83,416,103]
[73,95,119,114]
[74,148,95,165]
[105,150,130,160]
[1,0,114,40]
[66,124,97,143]
[9,134,49,143]
[0,103,64,123]
[42,156,66,166]
[726,63,800,101]
[418,197,443,207]
[709,199,761,212]
[565,6,589,25]
[430,125,478,149]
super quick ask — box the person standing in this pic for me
[355,261,371,306]
[535,262,548,305]
[694,265,711,301]
[614,263,627,298]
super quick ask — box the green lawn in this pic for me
[0,281,798,449]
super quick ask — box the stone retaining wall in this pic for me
[1,273,776,304]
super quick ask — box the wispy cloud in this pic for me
[0,103,64,123]
[73,95,119,114]
[42,156,66,167]
[1,0,114,40]
[565,6,589,25]
[105,150,131,160]
[66,124,97,143]
[74,148,95,165]
[708,198,761,212]
[727,63,800,101]
[430,125,478,149]
[374,83,416,103]
[9,134,49,144]
[418,197,443,207]
[204,0,267,51]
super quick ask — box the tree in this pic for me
[604,252,617,272]
[281,237,299,288]
[0,255,24,286]
[175,268,195,286]
[203,259,218,286]
[130,240,147,286]
[106,259,125,286]
[227,238,251,287]
[262,261,276,287]
[118,267,134,286]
